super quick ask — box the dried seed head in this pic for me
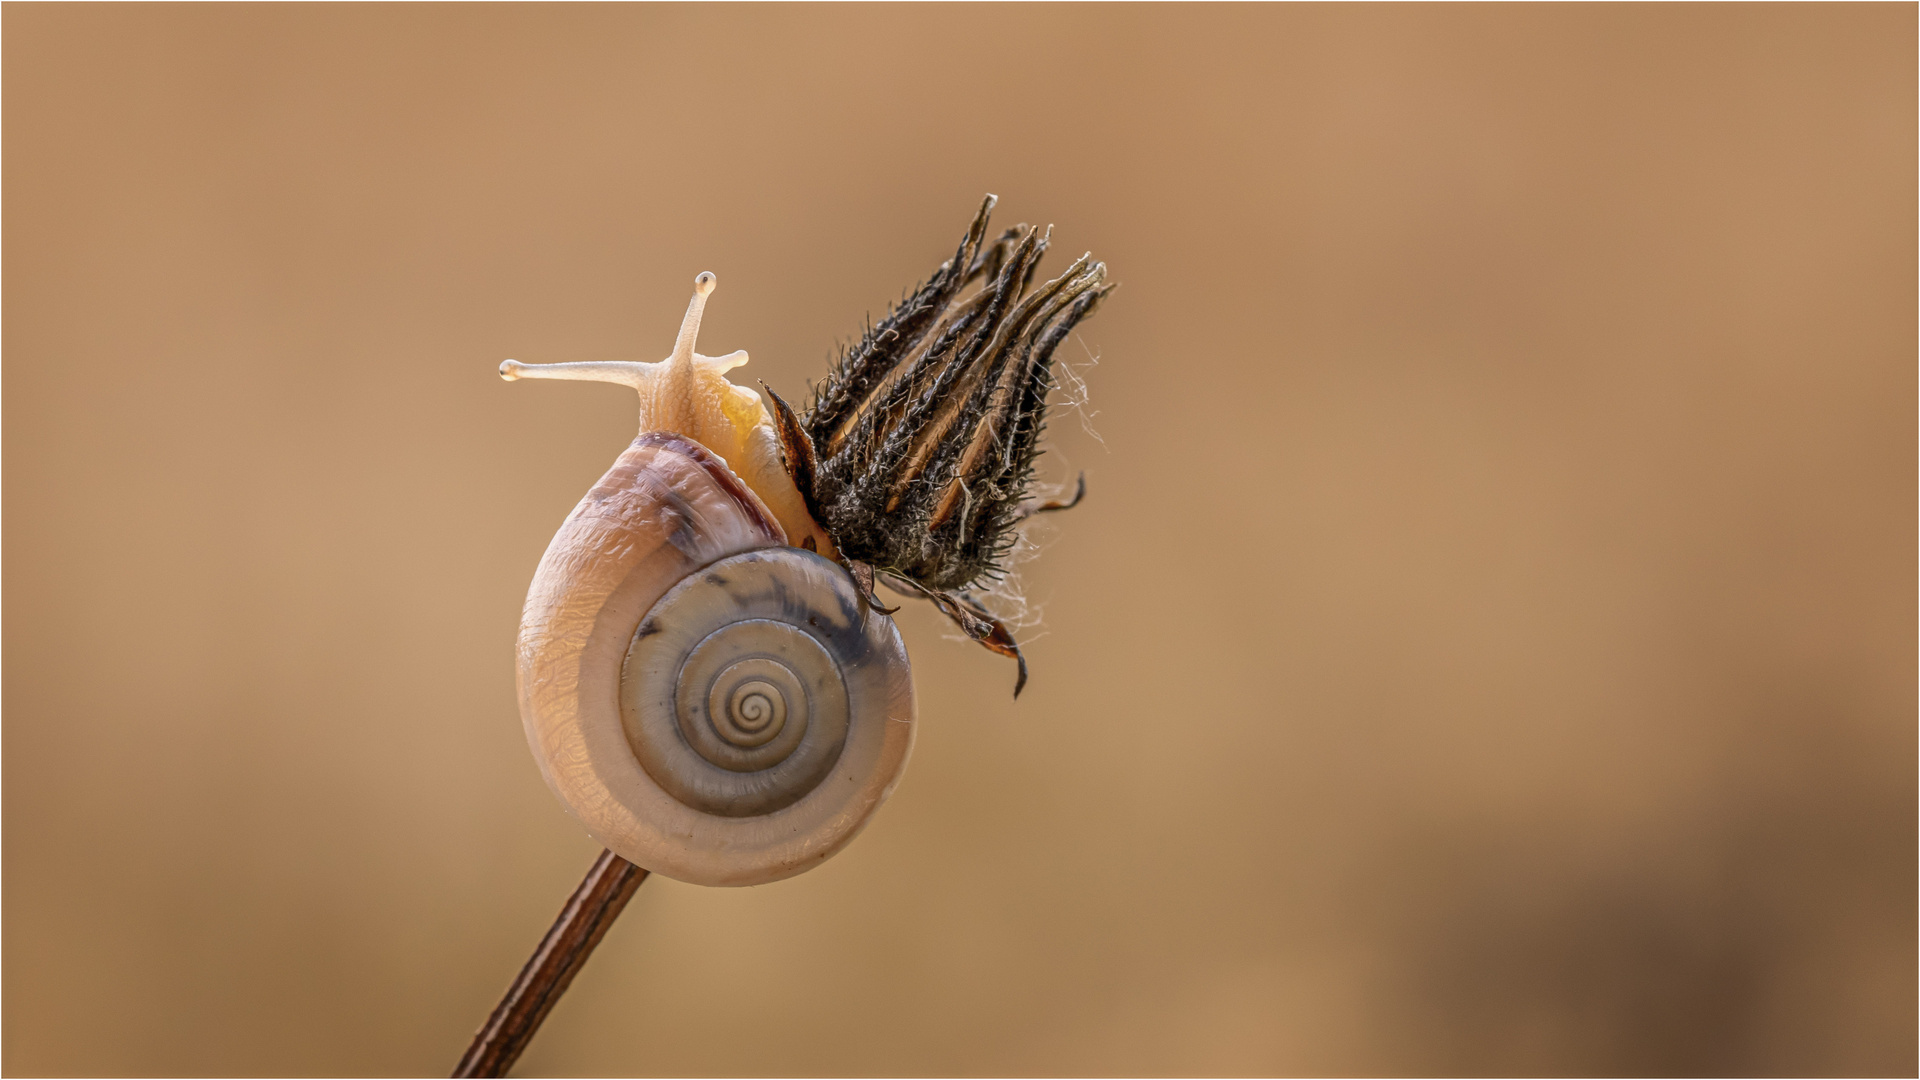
[782,196,1111,594]
[498,226,1090,702]
[771,195,1113,595]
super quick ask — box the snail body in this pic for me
[507,276,911,887]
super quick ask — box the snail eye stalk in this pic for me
[768,196,1112,694]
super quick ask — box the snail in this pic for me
[501,196,1110,887]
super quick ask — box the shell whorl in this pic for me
[621,548,901,819]
[514,432,915,887]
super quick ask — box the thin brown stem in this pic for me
[453,850,649,1078]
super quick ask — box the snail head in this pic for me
[501,270,829,553]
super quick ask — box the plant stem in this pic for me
[453,850,648,1078]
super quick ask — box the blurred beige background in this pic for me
[4,5,1913,1076]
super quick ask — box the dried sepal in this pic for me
[1015,472,1087,521]
[881,573,1031,698]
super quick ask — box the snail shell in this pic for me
[508,276,915,887]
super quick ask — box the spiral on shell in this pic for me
[621,547,904,820]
